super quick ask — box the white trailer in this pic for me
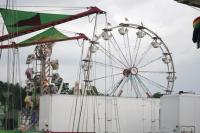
[160,94,200,133]
[39,95,160,133]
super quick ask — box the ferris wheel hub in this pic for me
[131,67,138,75]
[123,67,138,77]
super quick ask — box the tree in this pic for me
[152,92,163,98]
[0,81,26,109]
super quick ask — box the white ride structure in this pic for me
[21,43,68,130]
[82,23,176,97]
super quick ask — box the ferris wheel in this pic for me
[82,23,176,97]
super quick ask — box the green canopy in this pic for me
[0,27,87,49]
[18,27,69,46]
[0,8,71,34]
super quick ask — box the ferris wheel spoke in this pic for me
[133,38,142,67]
[130,75,139,97]
[130,75,142,97]
[110,35,131,66]
[131,37,138,65]
[91,72,122,81]
[137,74,168,91]
[109,76,126,95]
[97,46,128,68]
[116,76,129,96]
[137,55,164,69]
[109,38,128,67]
[133,75,146,95]
[122,36,129,65]
[98,48,126,68]
[136,44,152,67]
[91,60,124,70]
[138,70,169,74]
[124,32,133,66]
[135,75,152,97]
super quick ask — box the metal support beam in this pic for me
[0,34,88,49]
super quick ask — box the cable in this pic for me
[133,38,142,66]
[0,5,87,9]
[76,12,99,132]
[72,40,85,132]
[17,48,23,119]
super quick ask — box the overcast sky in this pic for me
[0,0,200,94]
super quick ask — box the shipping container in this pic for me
[160,94,200,133]
[39,95,160,133]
